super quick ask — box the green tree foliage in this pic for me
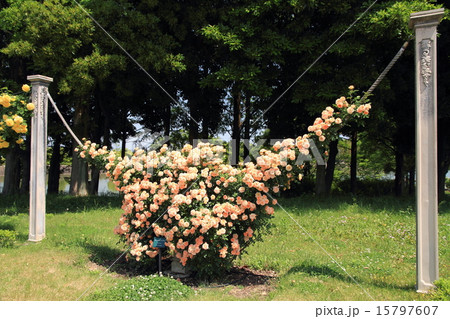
[1,0,448,197]
[0,0,190,194]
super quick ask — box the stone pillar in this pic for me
[409,8,444,293]
[27,75,53,242]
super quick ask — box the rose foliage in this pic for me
[76,88,371,278]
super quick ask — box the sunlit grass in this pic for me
[0,194,125,300]
[0,194,448,300]
[195,195,450,301]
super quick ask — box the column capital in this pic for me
[27,74,53,85]
[409,8,445,29]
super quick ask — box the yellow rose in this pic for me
[13,116,23,124]
[0,141,9,148]
[22,84,31,93]
[26,103,35,111]
[13,125,22,133]
[0,95,11,107]
[348,85,355,90]
[5,118,14,127]
[16,138,24,144]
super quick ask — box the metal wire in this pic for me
[254,0,379,125]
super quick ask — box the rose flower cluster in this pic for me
[76,88,370,277]
[0,85,33,149]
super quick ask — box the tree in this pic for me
[0,0,188,195]
[200,0,304,163]
[0,0,95,195]
[279,0,441,195]
[354,0,446,196]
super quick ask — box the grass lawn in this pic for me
[0,194,125,300]
[0,194,448,301]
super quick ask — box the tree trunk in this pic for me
[394,149,404,197]
[438,160,449,201]
[19,137,31,194]
[350,130,358,193]
[324,140,339,195]
[315,164,326,195]
[70,154,89,196]
[231,89,242,166]
[96,88,112,150]
[121,131,126,159]
[48,135,62,194]
[438,119,449,201]
[243,96,251,162]
[188,103,198,145]
[89,165,100,195]
[2,145,21,195]
[200,98,208,140]
[164,103,171,139]
[69,102,89,196]
[409,167,415,196]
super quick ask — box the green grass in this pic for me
[193,195,450,301]
[0,193,448,301]
[88,274,193,301]
[0,194,126,300]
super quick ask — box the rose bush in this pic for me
[76,87,370,278]
[0,84,33,149]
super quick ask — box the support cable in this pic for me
[47,93,83,147]
[361,40,410,102]
[253,0,379,125]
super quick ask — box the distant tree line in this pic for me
[0,0,448,199]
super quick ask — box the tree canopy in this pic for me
[0,0,447,196]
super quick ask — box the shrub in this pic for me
[88,275,193,301]
[0,85,33,150]
[430,278,450,301]
[76,88,371,279]
[0,229,17,248]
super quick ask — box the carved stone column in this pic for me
[409,8,444,293]
[27,75,53,242]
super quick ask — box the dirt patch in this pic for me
[88,255,278,299]
[87,261,108,272]
[179,266,278,299]
[86,260,133,278]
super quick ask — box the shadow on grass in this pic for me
[278,195,418,216]
[286,261,415,292]
[0,220,15,231]
[83,243,158,277]
[2,194,448,216]
[0,194,123,216]
[281,194,450,216]
[287,262,350,282]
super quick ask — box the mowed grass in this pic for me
[0,194,449,301]
[193,195,450,301]
[0,194,126,300]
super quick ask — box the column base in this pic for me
[28,234,45,242]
